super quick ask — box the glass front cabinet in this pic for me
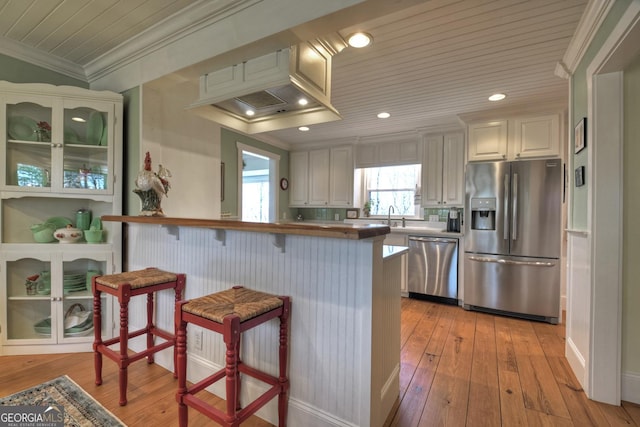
[0,81,123,355]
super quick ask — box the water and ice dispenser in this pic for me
[470,198,496,230]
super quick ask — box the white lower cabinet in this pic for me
[0,248,114,355]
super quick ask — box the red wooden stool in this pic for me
[92,267,186,406]
[175,286,291,427]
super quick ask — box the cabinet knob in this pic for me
[443,201,447,204]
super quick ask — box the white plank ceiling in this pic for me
[0,0,589,147]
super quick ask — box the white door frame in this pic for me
[581,2,640,404]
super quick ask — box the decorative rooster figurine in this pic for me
[134,152,171,216]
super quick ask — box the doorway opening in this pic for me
[237,143,279,222]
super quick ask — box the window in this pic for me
[364,164,421,217]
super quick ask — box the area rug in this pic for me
[0,375,125,426]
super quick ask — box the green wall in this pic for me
[0,53,87,87]
[570,0,632,228]
[122,87,141,216]
[220,128,291,219]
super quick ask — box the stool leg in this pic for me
[92,281,103,386]
[223,315,241,425]
[175,301,188,427]
[278,297,291,427]
[173,275,186,378]
[235,337,241,411]
[118,285,132,406]
[146,292,155,364]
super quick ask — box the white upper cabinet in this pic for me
[422,132,464,207]
[289,151,309,206]
[467,120,508,161]
[329,146,353,206]
[467,113,562,162]
[513,114,560,159]
[308,149,330,206]
[289,145,353,207]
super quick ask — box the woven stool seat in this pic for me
[95,268,177,290]
[183,287,283,323]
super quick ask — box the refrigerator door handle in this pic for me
[468,256,555,267]
[512,172,518,241]
[503,173,510,240]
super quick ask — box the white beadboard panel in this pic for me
[565,230,591,392]
[124,223,388,426]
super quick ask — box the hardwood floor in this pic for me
[1,298,639,426]
[387,298,640,427]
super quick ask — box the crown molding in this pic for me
[84,0,260,84]
[558,0,616,76]
[0,36,86,82]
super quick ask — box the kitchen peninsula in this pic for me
[103,216,403,427]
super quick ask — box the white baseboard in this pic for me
[622,371,640,404]
[565,337,587,392]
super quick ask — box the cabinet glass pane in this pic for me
[62,258,105,338]
[6,258,52,340]
[6,102,53,187]
[63,107,108,190]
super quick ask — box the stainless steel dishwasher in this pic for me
[407,236,458,304]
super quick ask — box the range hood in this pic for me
[188,39,345,134]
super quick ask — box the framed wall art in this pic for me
[574,117,586,154]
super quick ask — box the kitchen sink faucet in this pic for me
[388,205,396,226]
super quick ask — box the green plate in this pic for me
[8,116,38,141]
[86,111,103,145]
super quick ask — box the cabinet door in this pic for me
[422,135,443,206]
[329,146,353,206]
[442,133,465,206]
[1,252,54,344]
[58,99,115,195]
[308,149,330,206]
[289,151,309,206]
[468,120,508,161]
[513,114,560,159]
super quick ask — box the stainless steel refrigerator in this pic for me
[464,158,562,324]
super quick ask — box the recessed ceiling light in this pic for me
[298,98,308,106]
[246,109,255,116]
[298,126,310,131]
[72,117,86,122]
[377,112,391,119]
[347,32,372,48]
[488,93,506,101]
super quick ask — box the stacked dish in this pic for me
[63,271,87,293]
[33,303,94,337]
[63,303,93,337]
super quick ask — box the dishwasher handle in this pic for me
[409,236,458,244]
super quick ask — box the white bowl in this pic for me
[54,226,83,243]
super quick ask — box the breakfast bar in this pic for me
[102,216,404,427]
